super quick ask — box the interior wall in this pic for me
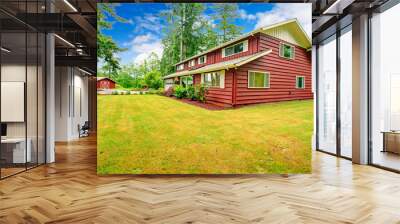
[55,66,89,141]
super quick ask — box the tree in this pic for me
[211,3,243,43]
[116,71,135,89]
[143,70,163,89]
[160,3,210,75]
[199,19,219,51]
[97,3,126,77]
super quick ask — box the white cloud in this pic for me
[133,14,162,33]
[119,33,163,65]
[132,33,154,44]
[239,9,256,20]
[252,3,312,38]
[132,41,163,64]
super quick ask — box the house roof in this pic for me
[97,77,115,83]
[174,18,311,66]
[163,49,272,79]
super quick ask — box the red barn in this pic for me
[163,19,312,107]
[97,77,116,89]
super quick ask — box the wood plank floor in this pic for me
[1,135,400,223]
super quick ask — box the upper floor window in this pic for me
[198,55,207,64]
[296,76,305,89]
[189,59,196,67]
[222,40,248,58]
[177,64,184,70]
[279,43,295,59]
[248,71,270,88]
[201,70,225,88]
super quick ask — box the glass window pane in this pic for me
[371,4,400,170]
[234,43,243,53]
[225,47,234,56]
[27,31,38,169]
[1,31,28,177]
[317,35,337,154]
[340,26,352,158]
[254,73,264,87]
[249,72,268,88]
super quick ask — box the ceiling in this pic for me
[0,0,96,74]
[310,0,390,43]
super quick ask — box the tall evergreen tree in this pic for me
[211,3,243,43]
[97,3,126,77]
[160,3,211,75]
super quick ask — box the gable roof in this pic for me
[174,19,311,66]
[163,49,272,79]
[97,77,115,83]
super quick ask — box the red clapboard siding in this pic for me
[97,79,115,89]
[233,33,312,106]
[178,32,312,107]
[192,70,234,108]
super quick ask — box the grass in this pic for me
[97,95,313,174]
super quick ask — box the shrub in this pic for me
[126,91,131,95]
[174,85,187,99]
[156,88,164,95]
[186,85,195,100]
[195,84,207,103]
[147,88,157,94]
[164,86,174,97]
[111,91,118,95]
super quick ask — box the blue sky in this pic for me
[103,3,311,65]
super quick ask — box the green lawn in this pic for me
[98,95,313,174]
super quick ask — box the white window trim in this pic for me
[279,42,295,60]
[189,60,196,67]
[222,39,249,58]
[201,70,225,88]
[295,76,305,89]
[177,64,184,70]
[247,70,270,89]
[198,55,207,65]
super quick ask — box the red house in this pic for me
[163,19,312,107]
[97,77,116,89]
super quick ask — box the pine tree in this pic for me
[97,3,126,77]
[211,3,243,43]
[160,3,219,76]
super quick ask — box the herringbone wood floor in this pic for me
[1,135,400,224]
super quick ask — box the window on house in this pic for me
[198,55,207,64]
[296,76,305,89]
[189,60,195,67]
[248,71,270,88]
[177,64,184,70]
[280,43,294,59]
[223,40,248,57]
[180,76,193,87]
[202,71,224,88]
